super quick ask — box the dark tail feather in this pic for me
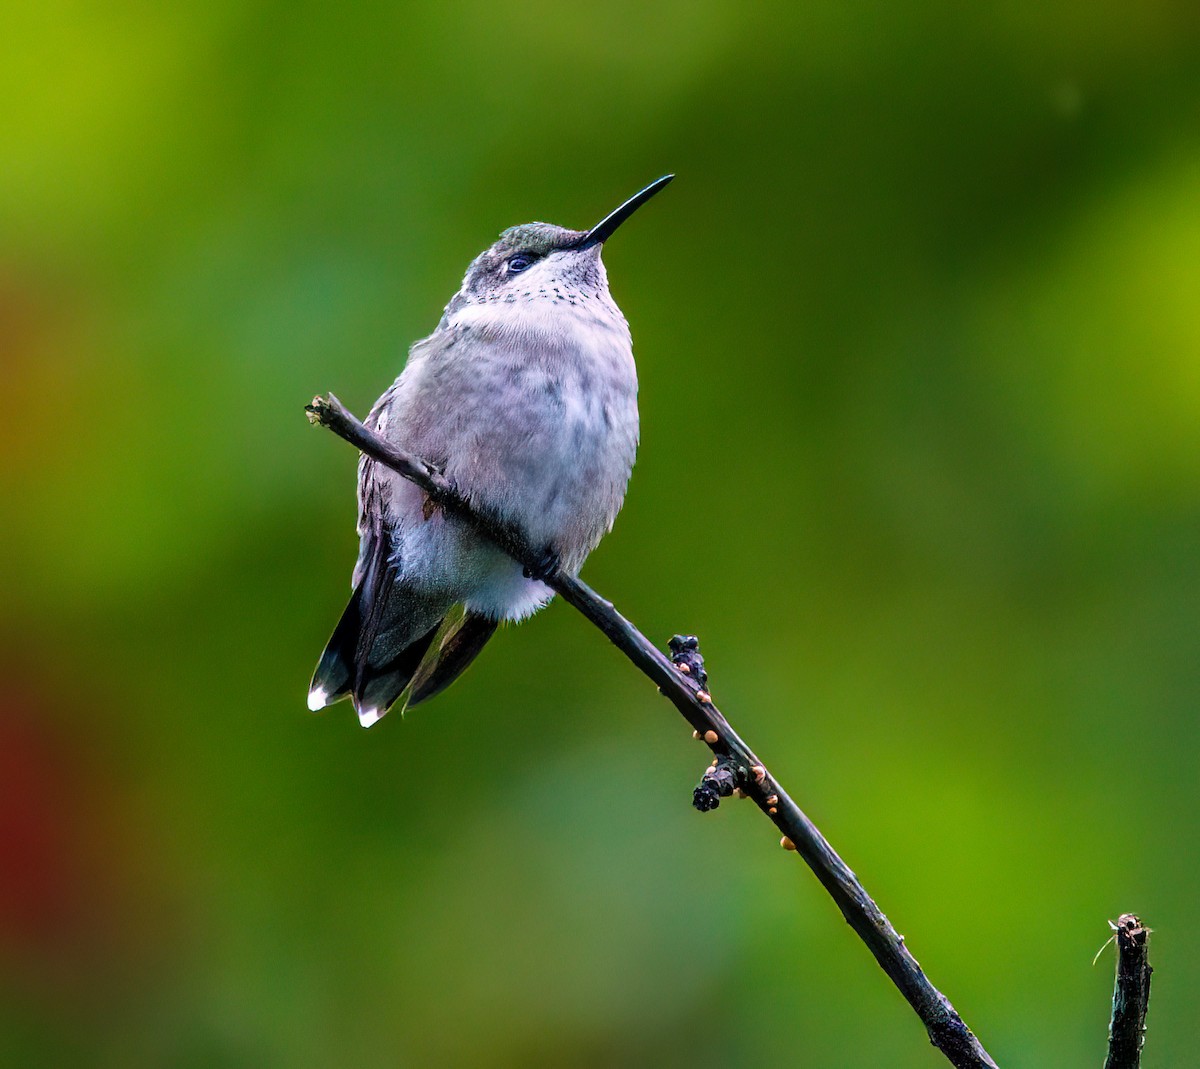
[308,584,365,711]
[404,610,498,709]
[351,617,440,725]
[309,544,449,726]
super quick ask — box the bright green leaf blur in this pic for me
[3,2,1198,1066]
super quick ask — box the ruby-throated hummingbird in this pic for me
[308,175,673,726]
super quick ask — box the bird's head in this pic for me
[445,176,674,319]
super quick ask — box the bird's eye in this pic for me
[508,254,534,274]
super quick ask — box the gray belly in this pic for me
[459,349,638,568]
[380,302,639,580]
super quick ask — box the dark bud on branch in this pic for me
[693,754,748,812]
[669,634,709,690]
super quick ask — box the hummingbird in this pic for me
[308,175,673,727]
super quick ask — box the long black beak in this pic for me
[570,174,674,250]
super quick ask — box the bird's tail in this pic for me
[308,548,499,727]
[308,542,445,726]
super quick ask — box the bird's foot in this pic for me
[423,473,459,521]
[425,472,463,518]
[523,546,561,582]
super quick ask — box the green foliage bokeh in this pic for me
[2,2,1198,1065]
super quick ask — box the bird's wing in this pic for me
[353,327,465,588]
[352,380,403,588]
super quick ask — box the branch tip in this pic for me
[1105,913,1152,1069]
[305,396,328,425]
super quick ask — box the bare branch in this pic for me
[306,393,999,1069]
[1105,914,1152,1069]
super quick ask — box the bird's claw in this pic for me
[523,547,560,582]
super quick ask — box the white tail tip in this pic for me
[307,686,329,712]
[357,706,383,729]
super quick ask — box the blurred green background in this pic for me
[2,2,1198,1065]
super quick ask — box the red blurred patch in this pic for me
[0,699,93,949]
[0,675,188,1039]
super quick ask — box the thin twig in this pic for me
[1104,914,1152,1069]
[305,393,1000,1069]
